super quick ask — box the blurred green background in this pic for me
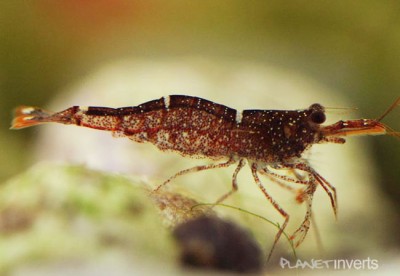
[1,0,399,255]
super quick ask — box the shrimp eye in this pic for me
[310,110,326,124]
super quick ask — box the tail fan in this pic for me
[11,106,53,129]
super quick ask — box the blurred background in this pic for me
[1,0,400,274]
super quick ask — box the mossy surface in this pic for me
[0,164,177,274]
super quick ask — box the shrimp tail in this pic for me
[11,106,55,129]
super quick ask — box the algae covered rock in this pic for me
[0,164,177,275]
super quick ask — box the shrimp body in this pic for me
[11,95,398,261]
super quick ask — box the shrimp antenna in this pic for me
[377,96,400,122]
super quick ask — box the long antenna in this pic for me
[377,96,400,122]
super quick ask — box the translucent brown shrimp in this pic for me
[11,95,399,261]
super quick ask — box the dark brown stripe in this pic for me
[86,107,120,116]
[85,95,237,123]
[241,109,310,125]
[169,95,236,123]
[137,98,166,113]
[117,98,166,115]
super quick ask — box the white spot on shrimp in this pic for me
[21,107,35,114]
[163,96,170,111]
[79,106,89,112]
[236,110,243,124]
